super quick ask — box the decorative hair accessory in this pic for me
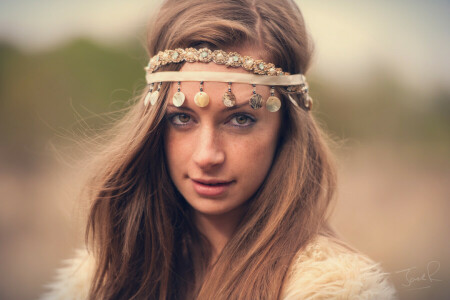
[249,84,263,109]
[222,82,236,107]
[144,82,161,107]
[266,86,281,112]
[144,48,313,111]
[194,81,209,107]
[172,81,185,107]
[143,82,154,107]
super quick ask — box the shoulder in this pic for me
[39,248,95,300]
[282,235,397,300]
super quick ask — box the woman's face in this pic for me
[164,55,281,217]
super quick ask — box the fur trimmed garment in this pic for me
[40,235,397,299]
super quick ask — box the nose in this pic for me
[192,126,225,170]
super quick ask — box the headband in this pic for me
[144,48,313,111]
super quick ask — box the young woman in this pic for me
[41,0,396,299]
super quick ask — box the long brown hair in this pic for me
[85,0,339,299]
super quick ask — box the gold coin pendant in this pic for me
[194,92,210,107]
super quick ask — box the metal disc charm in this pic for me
[222,91,236,107]
[304,95,313,110]
[144,92,152,107]
[249,93,263,109]
[172,91,185,107]
[194,91,209,107]
[266,96,281,112]
[150,90,160,106]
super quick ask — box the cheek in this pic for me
[230,131,279,184]
[164,130,186,178]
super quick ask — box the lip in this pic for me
[191,178,234,197]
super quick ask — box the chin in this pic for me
[188,198,242,217]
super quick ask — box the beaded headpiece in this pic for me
[144,48,313,111]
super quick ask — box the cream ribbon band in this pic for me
[145,71,305,86]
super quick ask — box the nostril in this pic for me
[192,146,225,169]
[192,131,225,169]
[193,151,225,169]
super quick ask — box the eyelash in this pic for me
[166,112,256,128]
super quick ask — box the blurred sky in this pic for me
[0,0,449,91]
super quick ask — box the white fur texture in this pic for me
[40,236,397,299]
[282,236,397,299]
[39,248,95,300]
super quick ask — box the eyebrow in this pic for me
[167,102,249,113]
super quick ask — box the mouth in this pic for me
[191,178,234,197]
[193,181,231,186]
[191,178,233,185]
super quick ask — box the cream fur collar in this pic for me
[40,235,397,299]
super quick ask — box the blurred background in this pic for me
[0,0,449,299]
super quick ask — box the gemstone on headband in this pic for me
[145,48,290,76]
[212,50,228,64]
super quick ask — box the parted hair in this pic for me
[85,0,339,299]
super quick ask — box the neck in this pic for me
[194,208,245,263]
